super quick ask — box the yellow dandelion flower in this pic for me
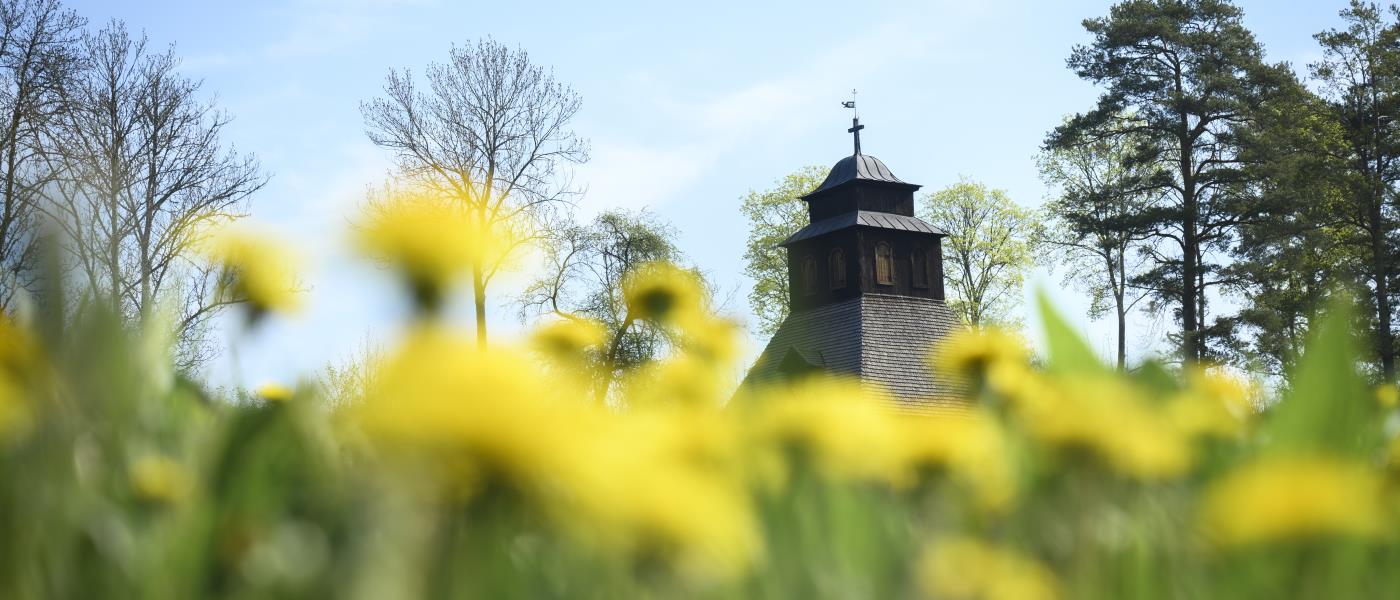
[204,228,302,316]
[1200,454,1389,546]
[675,313,742,366]
[560,407,759,578]
[747,378,904,482]
[0,317,37,437]
[622,354,732,408]
[1169,367,1253,439]
[984,357,1040,399]
[256,383,294,403]
[1166,391,1247,440]
[919,536,1060,600]
[896,409,1017,511]
[529,317,607,360]
[623,262,704,324]
[0,375,25,438]
[356,195,505,310]
[932,327,1029,380]
[1017,376,1193,480]
[351,327,585,498]
[1376,383,1399,410]
[129,455,190,504]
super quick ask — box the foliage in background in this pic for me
[739,166,824,335]
[1037,119,1160,369]
[6,206,1400,599]
[520,208,710,401]
[1047,0,1302,363]
[920,178,1038,328]
[1249,0,1400,378]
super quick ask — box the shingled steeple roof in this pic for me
[803,153,919,197]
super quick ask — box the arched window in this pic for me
[802,255,818,295]
[912,247,930,288]
[829,248,847,289]
[875,242,894,285]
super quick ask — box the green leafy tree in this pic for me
[1048,0,1300,363]
[1221,72,1349,376]
[1037,123,1160,369]
[921,178,1037,328]
[739,166,824,335]
[519,209,693,398]
[1301,1,1400,378]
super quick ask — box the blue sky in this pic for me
[69,0,1344,388]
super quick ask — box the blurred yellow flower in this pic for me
[129,455,190,504]
[983,358,1041,400]
[256,383,294,403]
[747,378,904,483]
[931,327,1029,379]
[1200,454,1389,546]
[675,313,742,366]
[1016,376,1193,480]
[351,327,585,496]
[622,354,730,408]
[623,262,704,324]
[1387,435,1400,473]
[896,409,1017,511]
[0,318,35,437]
[529,317,607,360]
[204,228,302,315]
[1376,383,1399,410]
[919,536,1059,600]
[356,194,504,310]
[560,407,759,579]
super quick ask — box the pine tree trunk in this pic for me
[1371,199,1394,379]
[1180,139,1199,364]
[1115,253,1127,371]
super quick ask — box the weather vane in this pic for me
[842,89,863,155]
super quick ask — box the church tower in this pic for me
[743,110,963,410]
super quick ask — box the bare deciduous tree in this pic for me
[362,38,588,346]
[43,22,266,369]
[0,0,82,312]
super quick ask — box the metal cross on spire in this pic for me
[841,89,864,155]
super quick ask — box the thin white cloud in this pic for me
[574,18,948,216]
[182,0,439,72]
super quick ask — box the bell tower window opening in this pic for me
[875,242,894,285]
[829,248,847,289]
[912,247,930,289]
[802,255,818,296]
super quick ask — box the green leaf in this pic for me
[1263,294,1381,455]
[1036,289,1107,375]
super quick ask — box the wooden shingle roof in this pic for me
[743,294,968,412]
[780,210,947,246]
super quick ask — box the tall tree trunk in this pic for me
[596,315,635,406]
[1197,253,1206,356]
[1114,249,1127,370]
[1179,138,1199,364]
[472,266,487,348]
[1371,198,1394,378]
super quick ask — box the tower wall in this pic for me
[787,228,944,312]
[805,184,915,220]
